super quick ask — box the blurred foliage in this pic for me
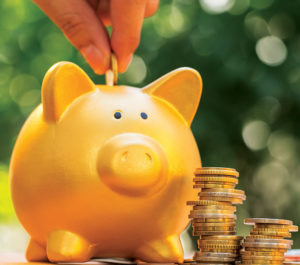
[0,0,300,249]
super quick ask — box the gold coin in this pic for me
[198,196,244,204]
[193,205,236,211]
[187,200,232,206]
[243,242,291,249]
[246,235,283,239]
[194,226,236,231]
[243,259,282,264]
[241,255,285,261]
[251,227,291,232]
[250,230,291,237]
[241,250,285,256]
[193,222,236,227]
[193,230,236,236]
[201,235,243,241]
[194,167,239,177]
[191,209,236,213]
[198,240,241,246]
[197,243,241,249]
[189,213,236,218]
[203,188,245,194]
[198,247,240,253]
[244,218,293,226]
[244,247,287,252]
[193,176,238,183]
[244,238,293,245]
[255,224,298,232]
[193,184,236,189]
[192,218,236,223]
[194,252,237,258]
[198,190,246,199]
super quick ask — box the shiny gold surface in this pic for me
[9,62,203,263]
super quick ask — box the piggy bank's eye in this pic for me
[140,112,148,119]
[114,111,122,119]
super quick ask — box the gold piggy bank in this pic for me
[9,62,202,263]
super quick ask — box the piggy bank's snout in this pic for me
[97,133,168,196]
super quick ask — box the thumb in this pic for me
[33,0,111,74]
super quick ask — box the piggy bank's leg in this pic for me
[26,238,48,261]
[46,230,95,262]
[135,235,184,263]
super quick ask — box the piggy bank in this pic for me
[9,62,202,263]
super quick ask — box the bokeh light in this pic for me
[255,36,287,66]
[199,0,235,14]
[242,120,270,151]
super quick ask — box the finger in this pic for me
[33,0,111,74]
[145,0,159,17]
[97,0,111,26]
[98,0,159,26]
[110,0,147,73]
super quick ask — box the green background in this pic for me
[1,0,300,251]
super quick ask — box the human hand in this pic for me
[33,0,159,74]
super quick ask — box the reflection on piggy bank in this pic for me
[9,62,202,263]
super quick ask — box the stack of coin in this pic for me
[241,218,298,265]
[187,167,246,264]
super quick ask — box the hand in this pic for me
[33,0,159,74]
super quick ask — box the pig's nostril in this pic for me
[121,151,128,161]
[145,153,152,162]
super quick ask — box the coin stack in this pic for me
[187,167,246,264]
[241,218,299,265]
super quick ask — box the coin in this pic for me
[246,235,283,239]
[193,222,236,227]
[244,238,293,245]
[244,218,293,226]
[242,259,282,264]
[243,242,291,249]
[250,230,292,237]
[193,177,238,184]
[192,218,236,223]
[251,227,291,232]
[202,188,245,194]
[193,184,236,189]
[255,224,298,232]
[198,239,241,246]
[194,252,237,258]
[193,205,236,211]
[190,209,236,215]
[194,226,236,231]
[241,255,285,260]
[202,235,244,241]
[189,213,236,219]
[198,247,240,253]
[241,250,285,256]
[198,243,241,249]
[193,230,236,236]
[187,200,232,206]
[194,167,239,177]
[198,196,244,204]
[244,247,287,252]
[198,191,246,199]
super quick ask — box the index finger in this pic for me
[110,0,147,72]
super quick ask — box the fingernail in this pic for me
[118,54,133,73]
[81,45,109,75]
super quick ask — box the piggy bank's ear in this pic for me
[142,68,202,125]
[42,62,95,122]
